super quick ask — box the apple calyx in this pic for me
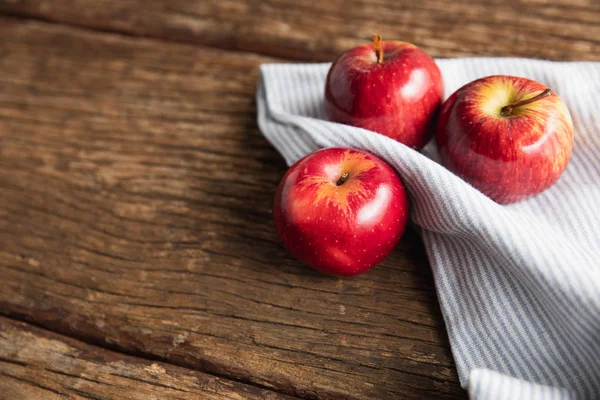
[336,172,350,186]
[372,34,384,64]
[500,88,553,117]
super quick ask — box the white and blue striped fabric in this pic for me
[256,59,600,399]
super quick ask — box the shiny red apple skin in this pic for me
[436,75,574,204]
[273,148,409,276]
[324,40,444,149]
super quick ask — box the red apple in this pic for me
[273,148,409,276]
[436,75,574,204]
[325,34,444,150]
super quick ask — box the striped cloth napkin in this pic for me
[256,58,600,399]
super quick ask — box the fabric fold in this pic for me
[257,59,600,399]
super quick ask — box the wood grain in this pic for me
[4,1,591,397]
[0,18,463,400]
[1,0,599,61]
[0,316,296,399]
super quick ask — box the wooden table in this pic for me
[0,1,597,399]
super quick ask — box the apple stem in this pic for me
[336,172,349,186]
[500,88,553,116]
[372,34,383,64]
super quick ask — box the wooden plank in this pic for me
[1,0,599,61]
[0,18,463,399]
[0,316,296,399]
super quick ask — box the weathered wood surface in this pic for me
[0,317,296,400]
[1,1,597,399]
[0,17,462,399]
[1,0,599,61]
